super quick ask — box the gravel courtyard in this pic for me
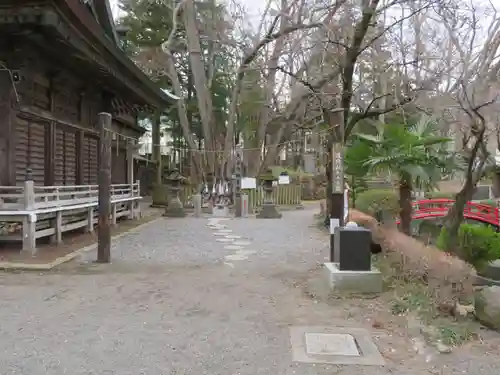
[0,205,499,375]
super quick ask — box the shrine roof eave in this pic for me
[54,0,179,109]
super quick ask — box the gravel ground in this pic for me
[0,205,499,375]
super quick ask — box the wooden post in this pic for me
[22,171,36,253]
[87,207,94,233]
[97,112,112,263]
[135,179,141,219]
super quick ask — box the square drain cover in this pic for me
[290,326,385,366]
[305,333,360,356]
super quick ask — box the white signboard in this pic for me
[329,218,340,234]
[241,177,256,189]
[278,175,290,185]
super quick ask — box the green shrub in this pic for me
[437,224,500,270]
[269,165,312,179]
[425,191,455,200]
[436,226,450,250]
[356,189,398,217]
[478,199,496,207]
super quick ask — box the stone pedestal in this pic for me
[163,198,186,217]
[323,263,382,293]
[325,225,381,294]
[193,194,202,218]
[257,203,282,218]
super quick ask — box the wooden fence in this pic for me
[242,185,302,211]
[180,184,302,212]
[0,181,142,254]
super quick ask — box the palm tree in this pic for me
[345,116,456,235]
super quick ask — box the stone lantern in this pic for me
[256,168,282,219]
[163,168,186,217]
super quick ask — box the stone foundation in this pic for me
[323,262,382,294]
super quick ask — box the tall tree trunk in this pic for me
[183,0,216,173]
[398,175,412,235]
[152,111,162,186]
[444,167,478,255]
[161,1,203,180]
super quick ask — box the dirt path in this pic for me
[0,205,498,375]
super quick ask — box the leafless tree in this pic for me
[423,1,500,251]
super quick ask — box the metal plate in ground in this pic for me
[290,326,385,366]
[305,333,359,356]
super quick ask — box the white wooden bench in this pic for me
[0,181,142,254]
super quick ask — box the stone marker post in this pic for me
[241,193,249,216]
[333,226,372,270]
[193,193,202,218]
[329,142,344,262]
[163,168,186,218]
[22,168,36,254]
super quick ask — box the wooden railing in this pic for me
[0,181,142,254]
[178,184,302,212]
[243,184,302,211]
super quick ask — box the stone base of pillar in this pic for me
[256,203,282,219]
[234,196,242,217]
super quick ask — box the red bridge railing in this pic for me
[395,199,499,226]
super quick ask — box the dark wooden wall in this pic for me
[0,70,13,186]
[0,42,142,187]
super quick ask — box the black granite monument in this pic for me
[333,226,372,271]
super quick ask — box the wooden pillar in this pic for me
[76,130,84,184]
[0,70,14,186]
[46,75,56,185]
[126,139,134,185]
[76,91,86,185]
[97,112,112,263]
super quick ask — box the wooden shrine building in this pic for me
[0,0,174,187]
